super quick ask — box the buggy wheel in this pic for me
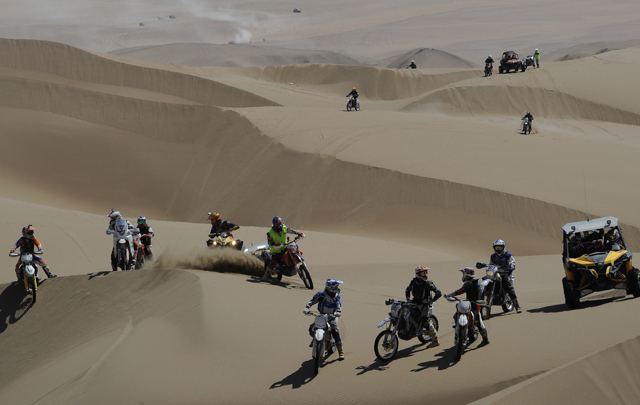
[374,330,398,361]
[563,277,581,309]
[627,268,640,297]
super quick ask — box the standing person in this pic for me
[444,267,490,345]
[405,265,442,348]
[303,279,345,360]
[136,216,154,260]
[489,239,521,313]
[263,216,304,277]
[10,225,56,283]
[534,48,540,68]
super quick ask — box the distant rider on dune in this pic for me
[347,87,359,105]
[10,224,56,283]
[534,48,540,68]
[408,60,417,69]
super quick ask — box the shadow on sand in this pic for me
[0,284,34,334]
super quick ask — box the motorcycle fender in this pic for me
[458,314,468,327]
[377,318,390,328]
[118,239,126,244]
[315,329,325,342]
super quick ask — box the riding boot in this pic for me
[336,342,345,360]
[480,329,490,345]
[426,328,440,348]
[513,298,522,313]
[42,265,57,278]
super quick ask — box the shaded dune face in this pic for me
[1,38,639,252]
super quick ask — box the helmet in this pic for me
[489,55,492,58]
[606,229,620,243]
[324,278,343,298]
[22,224,35,239]
[460,267,475,281]
[415,265,429,281]
[272,216,284,233]
[107,210,121,222]
[411,60,415,63]
[208,212,220,222]
[137,216,147,226]
[535,48,538,51]
[493,239,506,257]
[526,110,530,115]
[352,87,356,90]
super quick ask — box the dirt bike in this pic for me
[133,232,153,269]
[206,229,243,250]
[484,63,493,77]
[260,236,313,289]
[445,296,486,361]
[477,263,514,319]
[374,298,440,361]
[111,218,135,271]
[346,95,360,111]
[9,250,41,303]
[306,311,338,374]
[522,117,532,134]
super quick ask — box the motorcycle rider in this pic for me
[408,60,417,69]
[303,279,345,360]
[444,267,490,345]
[405,265,442,348]
[263,216,304,278]
[522,110,534,132]
[485,55,494,64]
[208,212,239,237]
[534,48,540,68]
[10,224,56,283]
[136,216,154,260]
[488,239,521,313]
[106,210,138,270]
[346,87,359,107]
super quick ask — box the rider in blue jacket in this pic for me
[304,279,345,360]
[489,239,521,313]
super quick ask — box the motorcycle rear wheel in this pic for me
[299,263,313,289]
[502,295,514,313]
[417,315,439,344]
[374,330,398,361]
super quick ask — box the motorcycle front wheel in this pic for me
[314,340,324,375]
[374,330,399,361]
[28,277,37,304]
[456,327,467,361]
[299,263,313,289]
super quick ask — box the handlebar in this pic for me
[9,250,42,257]
[446,296,486,305]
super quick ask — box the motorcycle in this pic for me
[346,95,360,111]
[9,250,41,303]
[484,63,493,77]
[133,232,153,269]
[112,218,135,271]
[522,117,532,134]
[260,236,313,289]
[206,230,243,251]
[477,262,514,319]
[306,311,338,375]
[374,298,439,361]
[445,296,486,361]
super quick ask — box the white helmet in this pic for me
[489,55,492,58]
[535,48,538,51]
[493,239,506,257]
[324,279,343,298]
[107,210,121,222]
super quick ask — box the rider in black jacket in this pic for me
[444,267,490,345]
[405,265,442,347]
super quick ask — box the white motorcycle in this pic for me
[522,117,532,134]
[9,250,41,303]
[306,311,338,375]
[110,219,137,271]
[446,296,486,361]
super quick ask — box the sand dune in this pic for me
[2,1,640,403]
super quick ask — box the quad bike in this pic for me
[476,263,514,319]
[207,229,243,251]
[9,250,40,303]
[259,236,313,289]
[374,298,439,361]
[346,95,360,111]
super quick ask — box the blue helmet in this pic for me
[325,279,343,298]
[272,216,284,233]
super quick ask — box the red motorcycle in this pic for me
[259,236,313,289]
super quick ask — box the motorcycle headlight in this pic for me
[231,241,236,245]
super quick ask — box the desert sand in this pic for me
[1,0,640,404]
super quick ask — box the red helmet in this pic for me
[415,265,429,281]
[352,87,356,90]
[460,267,474,281]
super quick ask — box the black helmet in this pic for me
[137,216,147,226]
[272,216,284,233]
